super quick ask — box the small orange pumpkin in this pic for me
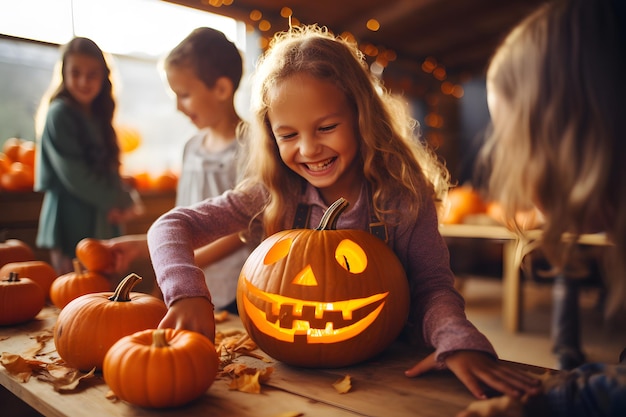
[54,273,167,371]
[0,260,57,299]
[0,272,46,325]
[75,238,114,272]
[237,198,410,368]
[0,237,35,268]
[0,161,34,192]
[50,259,111,309]
[104,328,219,408]
[441,185,486,224]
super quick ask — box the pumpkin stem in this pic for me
[72,259,83,275]
[152,329,170,348]
[316,198,349,231]
[7,271,19,282]
[108,273,142,302]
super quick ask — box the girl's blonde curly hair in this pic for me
[239,25,450,236]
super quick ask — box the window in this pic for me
[0,0,258,174]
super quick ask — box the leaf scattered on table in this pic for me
[333,375,352,394]
[213,329,274,393]
[214,310,230,323]
[106,390,119,402]
[228,370,261,393]
[0,352,47,382]
[37,364,96,392]
[23,329,54,358]
[222,362,274,394]
[215,330,271,364]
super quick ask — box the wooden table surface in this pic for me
[1,307,548,417]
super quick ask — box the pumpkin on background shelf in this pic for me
[75,238,113,272]
[151,170,178,191]
[2,137,24,162]
[0,237,35,268]
[0,260,57,299]
[0,153,11,175]
[0,272,46,326]
[104,328,219,408]
[0,161,34,192]
[49,259,111,309]
[54,273,167,371]
[237,198,410,368]
[440,184,487,224]
[486,201,544,231]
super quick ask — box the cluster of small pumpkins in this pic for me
[0,237,218,408]
[0,137,36,192]
[2,198,417,407]
[126,169,179,192]
[440,184,542,229]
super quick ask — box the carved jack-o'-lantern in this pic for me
[237,198,410,368]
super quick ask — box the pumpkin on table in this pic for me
[104,328,219,408]
[237,198,410,368]
[0,237,35,268]
[0,272,45,325]
[54,273,167,371]
[50,259,111,309]
[75,238,114,273]
[0,260,57,299]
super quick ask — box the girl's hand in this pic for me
[158,297,216,342]
[100,235,149,274]
[405,351,541,399]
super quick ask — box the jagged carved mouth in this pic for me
[241,278,388,344]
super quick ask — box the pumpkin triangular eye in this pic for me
[264,238,292,265]
[335,239,367,273]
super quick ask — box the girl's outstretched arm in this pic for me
[405,350,541,399]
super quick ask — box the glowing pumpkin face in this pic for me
[237,198,409,368]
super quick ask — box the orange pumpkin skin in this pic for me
[104,328,219,408]
[49,260,111,309]
[441,185,486,224]
[237,199,410,368]
[0,261,57,299]
[0,238,35,268]
[54,273,167,371]
[0,273,45,325]
[75,238,114,272]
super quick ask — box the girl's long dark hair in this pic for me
[42,37,120,176]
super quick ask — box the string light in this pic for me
[202,1,464,105]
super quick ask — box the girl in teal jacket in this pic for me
[35,37,141,275]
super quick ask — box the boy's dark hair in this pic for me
[165,27,243,90]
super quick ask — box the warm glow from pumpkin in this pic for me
[263,238,291,264]
[335,239,367,273]
[241,278,388,343]
[292,265,317,286]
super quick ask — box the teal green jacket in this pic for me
[35,98,133,257]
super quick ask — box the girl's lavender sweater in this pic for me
[147,182,496,363]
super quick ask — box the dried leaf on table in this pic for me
[106,390,119,402]
[271,412,304,417]
[37,364,96,392]
[216,330,271,364]
[223,364,274,394]
[332,375,352,394]
[23,329,54,358]
[0,352,47,382]
[228,370,261,393]
[214,310,230,323]
[1,352,95,392]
